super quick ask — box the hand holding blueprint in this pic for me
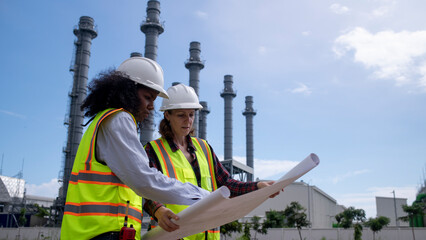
[141,153,320,240]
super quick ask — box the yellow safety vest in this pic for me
[61,108,143,240]
[149,137,220,240]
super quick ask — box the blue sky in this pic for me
[1,0,425,218]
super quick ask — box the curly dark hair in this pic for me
[81,69,147,120]
[158,110,195,139]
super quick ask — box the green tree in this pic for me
[365,216,390,240]
[34,203,49,218]
[220,220,242,240]
[335,207,366,240]
[18,208,27,227]
[238,221,252,240]
[251,216,268,239]
[399,202,425,240]
[263,210,285,228]
[283,201,310,240]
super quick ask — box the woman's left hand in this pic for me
[257,181,283,198]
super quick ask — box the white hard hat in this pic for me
[160,84,203,111]
[117,57,169,98]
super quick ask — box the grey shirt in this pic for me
[96,111,210,205]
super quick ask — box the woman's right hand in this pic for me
[154,206,180,232]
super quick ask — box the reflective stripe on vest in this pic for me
[150,137,219,240]
[69,170,127,187]
[85,108,122,171]
[61,108,143,240]
[193,138,217,191]
[64,202,142,223]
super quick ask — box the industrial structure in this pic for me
[185,41,205,137]
[220,75,254,181]
[139,0,164,145]
[199,101,210,139]
[55,16,97,225]
[245,181,345,228]
[3,1,423,238]
[243,96,256,181]
[376,196,409,227]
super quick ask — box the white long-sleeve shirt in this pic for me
[96,111,210,205]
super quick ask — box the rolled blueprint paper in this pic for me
[142,153,320,240]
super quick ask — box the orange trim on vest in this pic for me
[158,139,178,179]
[85,108,121,171]
[194,138,217,191]
[68,180,129,187]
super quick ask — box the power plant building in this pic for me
[376,196,409,227]
[245,181,345,228]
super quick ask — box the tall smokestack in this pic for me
[185,41,204,137]
[220,75,236,160]
[199,101,210,140]
[243,96,256,181]
[140,0,164,145]
[61,15,97,207]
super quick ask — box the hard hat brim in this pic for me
[160,103,203,111]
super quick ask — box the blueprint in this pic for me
[141,153,320,240]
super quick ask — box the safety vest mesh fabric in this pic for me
[149,137,220,240]
[61,108,143,240]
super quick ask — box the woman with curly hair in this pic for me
[61,57,210,240]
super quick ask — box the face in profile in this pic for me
[136,87,158,122]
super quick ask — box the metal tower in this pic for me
[199,101,210,140]
[59,16,97,223]
[243,96,256,181]
[185,41,205,137]
[220,76,253,181]
[220,75,236,160]
[139,0,164,145]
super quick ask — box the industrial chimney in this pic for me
[185,41,204,137]
[220,75,236,160]
[140,0,164,145]
[243,96,256,181]
[199,101,210,140]
[61,15,97,214]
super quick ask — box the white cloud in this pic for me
[302,31,311,36]
[257,46,267,55]
[332,169,370,184]
[288,83,312,95]
[330,3,350,15]
[370,0,396,18]
[334,185,416,218]
[0,109,26,119]
[26,178,60,198]
[195,10,208,20]
[372,6,390,17]
[232,155,299,180]
[334,27,426,91]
